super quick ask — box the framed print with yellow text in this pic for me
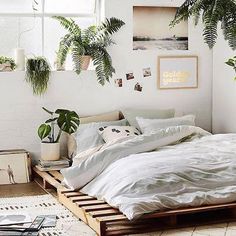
[158,56,198,89]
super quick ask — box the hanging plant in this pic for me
[25,57,51,95]
[53,16,125,85]
[170,0,236,50]
[170,0,236,80]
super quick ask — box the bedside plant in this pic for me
[0,56,16,72]
[26,57,51,95]
[38,107,80,161]
[53,16,125,85]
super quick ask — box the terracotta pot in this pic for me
[81,56,91,70]
[41,142,60,161]
[0,62,12,72]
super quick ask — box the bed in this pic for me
[34,110,236,235]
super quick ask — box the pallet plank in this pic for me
[64,192,85,197]
[70,196,95,202]
[89,209,120,218]
[82,204,113,212]
[33,167,61,189]
[97,215,128,222]
[76,200,105,207]
[49,170,63,181]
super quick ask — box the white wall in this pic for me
[212,30,236,133]
[0,0,213,161]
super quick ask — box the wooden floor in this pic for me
[0,182,46,197]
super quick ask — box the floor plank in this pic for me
[0,182,46,197]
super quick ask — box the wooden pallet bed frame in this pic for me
[33,167,236,236]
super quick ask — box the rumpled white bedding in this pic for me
[61,126,236,220]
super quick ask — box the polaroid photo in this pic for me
[114,78,123,87]
[143,67,152,78]
[134,82,143,92]
[126,72,135,80]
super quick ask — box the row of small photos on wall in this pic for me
[114,67,152,92]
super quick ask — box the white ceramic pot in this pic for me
[81,56,91,70]
[14,48,25,71]
[41,142,60,161]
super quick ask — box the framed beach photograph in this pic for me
[0,150,30,185]
[133,6,188,51]
[158,56,198,89]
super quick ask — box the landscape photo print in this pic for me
[133,6,188,50]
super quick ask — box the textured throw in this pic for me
[0,194,95,236]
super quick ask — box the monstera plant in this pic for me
[38,107,80,161]
[170,0,236,78]
[53,16,125,85]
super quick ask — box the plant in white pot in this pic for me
[38,107,80,161]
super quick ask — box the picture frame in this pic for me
[0,149,31,185]
[158,56,198,89]
[133,6,188,51]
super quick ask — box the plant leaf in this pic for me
[55,109,80,135]
[38,124,51,141]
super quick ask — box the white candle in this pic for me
[14,48,25,71]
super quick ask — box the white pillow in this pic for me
[70,119,127,157]
[98,126,140,143]
[136,115,196,134]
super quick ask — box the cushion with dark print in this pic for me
[98,126,141,143]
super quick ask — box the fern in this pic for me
[171,0,236,50]
[58,34,73,66]
[53,16,125,85]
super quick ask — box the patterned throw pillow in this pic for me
[98,126,141,143]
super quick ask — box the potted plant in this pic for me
[25,57,51,95]
[0,56,16,72]
[38,107,80,161]
[53,16,125,85]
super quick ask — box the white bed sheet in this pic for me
[62,126,236,220]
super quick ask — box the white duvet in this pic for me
[61,126,236,220]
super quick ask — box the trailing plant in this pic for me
[53,16,125,85]
[226,56,236,80]
[38,107,80,143]
[25,57,51,95]
[170,0,236,50]
[0,56,16,70]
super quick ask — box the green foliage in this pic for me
[226,56,236,80]
[38,124,51,141]
[53,16,125,85]
[25,57,51,95]
[38,107,80,143]
[170,0,236,50]
[0,56,16,70]
[55,109,80,142]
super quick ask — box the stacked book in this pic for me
[35,157,70,171]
